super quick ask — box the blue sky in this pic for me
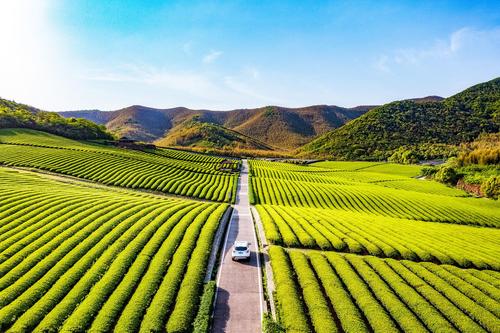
[0,0,499,110]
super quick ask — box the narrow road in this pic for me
[212,160,263,333]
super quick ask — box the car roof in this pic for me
[234,241,249,246]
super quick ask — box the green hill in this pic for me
[0,98,112,140]
[300,77,500,160]
[154,119,273,151]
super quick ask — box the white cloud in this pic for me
[243,66,261,80]
[202,50,223,64]
[374,55,390,73]
[224,76,280,104]
[450,27,469,53]
[374,26,500,72]
[182,42,193,56]
[86,64,222,99]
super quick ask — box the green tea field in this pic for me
[0,129,239,202]
[0,129,498,333]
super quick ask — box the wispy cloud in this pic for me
[224,75,281,104]
[86,64,220,98]
[243,66,260,79]
[374,55,390,73]
[182,41,193,56]
[85,63,280,108]
[202,50,223,64]
[374,27,500,72]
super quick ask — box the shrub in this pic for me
[435,166,459,184]
[481,176,500,199]
[263,312,285,333]
[420,166,437,177]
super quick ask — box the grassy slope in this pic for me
[255,159,500,331]
[270,247,500,333]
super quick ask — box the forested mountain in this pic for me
[0,98,112,140]
[59,105,372,149]
[300,77,500,160]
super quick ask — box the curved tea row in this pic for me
[271,247,500,333]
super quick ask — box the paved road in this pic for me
[212,160,263,333]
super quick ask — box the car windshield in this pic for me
[235,246,247,251]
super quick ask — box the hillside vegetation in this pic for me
[301,77,500,160]
[154,119,272,151]
[419,133,500,199]
[0,98,112,140]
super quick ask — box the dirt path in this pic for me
[212,160,264,332]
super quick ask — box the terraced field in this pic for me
[0,129,239,202]
[252,160,500,332]
[270,247,500,333]
[0,168,228,332]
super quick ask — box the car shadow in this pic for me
[212,287,230,333]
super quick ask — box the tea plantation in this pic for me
[250,160,500,332]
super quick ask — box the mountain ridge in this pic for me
[59,104,373,149]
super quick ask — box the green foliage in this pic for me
[259,204,500,269]
[308,252,368,333]
[288,251,338,333]
[421,166,438,177]
[0,98,112,140]
[301,77,500,159]
[458,133,500,166]
[0,168,228,332]
[155,119,273,151]
[481,176,500,199]
[166,205,227,333]
[262,312,285,333]
[434,165,459,184]
[250,160,498,227]
[388,147,418,164]
[249,160,500,270]
[193,281,217,333]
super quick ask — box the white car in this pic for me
[231,241,251,261]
